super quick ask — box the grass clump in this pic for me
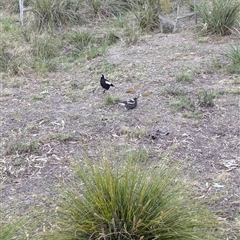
[197,89,216,107]
[5,139,40,155]
[197,0,240,35]
[0,0,20,13]
[118,125,146,139]
[82,0,128,19]
[0,43,27,76]
[170,96,195,112]
[64,30,118,59]
[124,23,142,45]
[104,94,120,105]
[130,0,160,32]
[31,34,61,72]
[31,0,128,30]
[231,76,240,85]
[66,31,93,51]
[164,85,187,96]
[175,70,194,82]
[42,153,217,240]
[31,0,83,30]
[0,217,26,240]
[227,42,240,74]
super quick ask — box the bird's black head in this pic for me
[101,74,104,79]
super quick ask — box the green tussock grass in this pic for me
[197,0,240,35]
[40,150,218,240]
[227,42,240,74]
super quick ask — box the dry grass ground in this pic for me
[1,13,240,239]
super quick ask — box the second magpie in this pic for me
[121,97,138,110]
[100,74,114,93]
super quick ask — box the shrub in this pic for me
[197,0,240,35]
[42,153,217,240]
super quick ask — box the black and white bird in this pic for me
[100,74,114,93]
[120,97,138,110]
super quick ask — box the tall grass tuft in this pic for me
[129,0,160,32]
[197,0,240,35]
[227,42,240,73]
[31,0,83,30]
[66,31,94,53]
[64,30,118,59]
[0,217,27,240]
[197,89,216,107]
[31,33,61,72]
[81,0,128,20]
[0,43,28,75]
[42,152,217,240]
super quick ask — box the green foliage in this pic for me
[31,0,128,30]
[0,43,11,73]
[104,94,120,105]
[31,34,61,72]
[32,34,60,59]
[175,70,194,82]
[0,218,26,240]
[49,133,78,142]
[197,89,216,107]
[66,31,94,53]
[159,0,171,14]
[31,0,83,30]
[0,43,27,75]
[129,0,160,32]
[5,139,40,155]
[0,0,19,13]
[42,154,217,240]
[231,76,240,84]
[103,31,119,45]
[170,96,195,112]
[124,23,142,45]
[118,126,146,139]
[64,30,118,59]
[165,85,187,96]
[182,109,203,119]
[82,0,128,19]
[227,42,240,73]
[197,0,240,35]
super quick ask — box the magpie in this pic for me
[100,74,114,93]
[121,97,138,110]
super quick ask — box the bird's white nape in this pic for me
[127,99,135,104]
[105,80,112,85]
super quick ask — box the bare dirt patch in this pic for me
[1,30,239,238]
